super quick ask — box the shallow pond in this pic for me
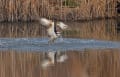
[0,19,120,77]
[0,19,120,51]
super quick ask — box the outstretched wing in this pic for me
[40,18,52,26]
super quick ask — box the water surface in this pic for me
[0,19,120,51]
[0,38,120,51]
[0,19,120,77]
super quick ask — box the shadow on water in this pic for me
[0,19,120,77]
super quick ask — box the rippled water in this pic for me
[0,38,120,51]
[0,19,120,51]
[0,19,120,77]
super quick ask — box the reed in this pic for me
[0,0,118,22]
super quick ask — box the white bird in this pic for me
[40,18,68,44]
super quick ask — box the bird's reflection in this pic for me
[41,50,68,68]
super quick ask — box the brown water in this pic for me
[0,19,119,40]
[0,19,120,77]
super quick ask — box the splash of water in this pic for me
[59,36,64,42]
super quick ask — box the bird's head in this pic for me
[56,22,68,30]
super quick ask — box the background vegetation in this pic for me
[0,0,118,22]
